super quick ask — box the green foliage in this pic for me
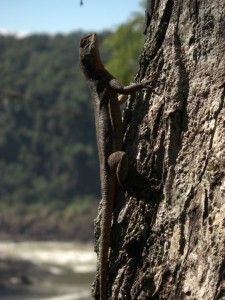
[0,11,146,240]
[0,32,112,239]
[0,195,98,240]
[103,13,145,84]
[0,32,104,209]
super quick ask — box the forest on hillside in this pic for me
[0,11,144,240]
[0,32,112,240]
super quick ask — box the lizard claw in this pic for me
[141,72,159,85]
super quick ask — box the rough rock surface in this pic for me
[94,1,225,299]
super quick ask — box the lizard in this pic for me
[79,32,157,300]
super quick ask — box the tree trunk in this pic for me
[93,0,225,299]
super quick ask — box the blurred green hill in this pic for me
[0,32,110,240]
[0,11,144,240]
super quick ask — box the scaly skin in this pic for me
[79,32,156,299]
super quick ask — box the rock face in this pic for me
[94,1,225,299]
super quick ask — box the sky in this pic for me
[0,0,144,36]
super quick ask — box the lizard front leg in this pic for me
[107,151,128,186]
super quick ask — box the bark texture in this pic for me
[94,1,225,299]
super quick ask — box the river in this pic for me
[0,241,97,300]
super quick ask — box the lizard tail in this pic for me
[99,183,115,300]
[99,236,109,299]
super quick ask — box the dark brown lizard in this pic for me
[79,32,157,300]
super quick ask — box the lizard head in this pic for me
[79,33,104,76]
[80,32,98,55]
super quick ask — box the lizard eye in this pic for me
[80,33,94,49]
[80,37,90,48]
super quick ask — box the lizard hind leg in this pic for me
[107,151,128,186]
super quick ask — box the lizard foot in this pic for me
[107,151,128,186]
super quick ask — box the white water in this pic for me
[0,241,96,274]
[34,291,90,300]
[0,241,97,300]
